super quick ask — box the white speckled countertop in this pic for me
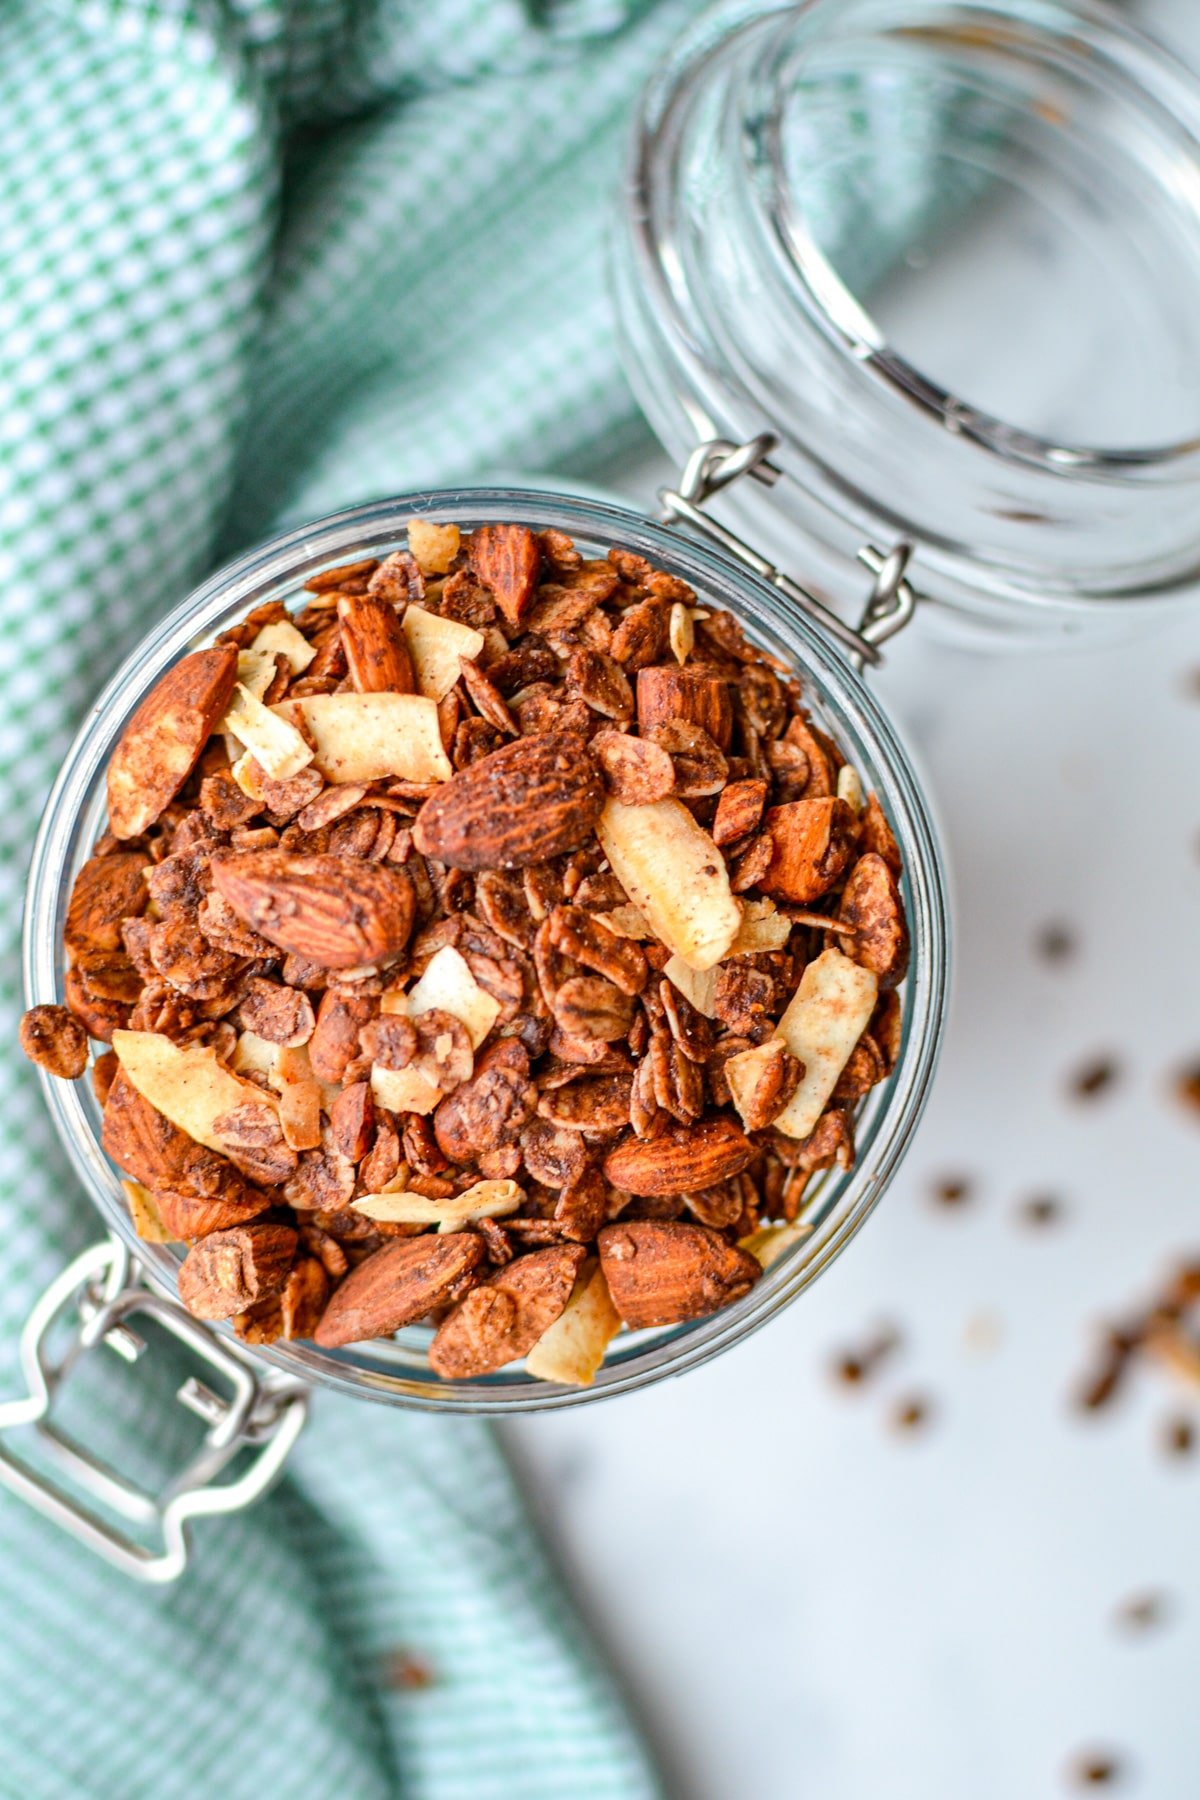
[507,9,1200,1792]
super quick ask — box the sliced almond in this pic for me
[107,645,238,839]
[112,1029,279,1155]
[596,797,741,973]
[276,692,451,784]
[770,948,879,1140]
[353,1177,523,1230]
[837,763,864,813]
[668,601,694,666]
[525,1258,621,1386]
[402,606,485,701]
[273,1044,323,1151]
[225,684,315,781]
[399,944,499,1049]
[249,618,316,674]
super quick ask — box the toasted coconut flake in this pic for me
[225,685,315,781]
[770,949,879,1139]
[402,606,485,701]
[249,618,317,674]
[370,1063,442,1115]
[525,1258,621,1385]
[123,1178,172,1243]
[407,519,460,575]
[727,897,793,955]
[353,1177,523,1230]
[401,944,500,1050]
[596,798,741,972]
[276,693,451,785]
[112,1029,280,1155]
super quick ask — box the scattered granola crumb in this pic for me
[1067,1751,1124,1787]
[1070,1058,1120,1102]
[1036,921,1076,963]
[963,1312,1003,1356]
[380,1650,435,1690]
[1113,1590,1172,1636]
[1162,1414,1195,1459]
[831,1324,901,1387]
[932,1176,972,1208]
[1173,1062,1200,1116]
[1020,1195,1065,1229]
[891,1395,933,1434]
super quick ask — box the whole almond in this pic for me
[337,593,415,694]
[429,1243,587,1378]
[100,1072,263,1232]
[758,797,858,905]
[602,1115,753,1196]
[470,523,541,630]
[107,645,238,839]
[178,1222,298,1321]
[598,1220,761,1329]
[211,852,415,969]
[313,1231,484,1347]
[412,730,603,871]
[635,666,734,751]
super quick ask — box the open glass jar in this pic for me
[613,0,1200,642]
[14,0,1200,1576]
[21,486,947,1397]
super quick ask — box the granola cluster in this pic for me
[21,519,910,1383]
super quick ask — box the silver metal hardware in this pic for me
[660,434,918,669]
[0,1236,308,1583]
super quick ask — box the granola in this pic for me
[23,521,912,1383]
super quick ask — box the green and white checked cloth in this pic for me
[0,1,698,1795]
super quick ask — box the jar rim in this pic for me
[24,486,950,1413]
[614,0,1200,629]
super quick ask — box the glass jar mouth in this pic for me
[614,0,1200,631]
[764,11,1200,477]
[23,487,950,1413]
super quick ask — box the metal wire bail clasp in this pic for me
[660,433,919,669]
[0,1236,309,1582]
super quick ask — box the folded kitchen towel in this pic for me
[0,0,706,1794]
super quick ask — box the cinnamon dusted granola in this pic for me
[23,520,912,1383]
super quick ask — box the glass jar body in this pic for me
[24,489,949,1412]
[613,0,1200,644]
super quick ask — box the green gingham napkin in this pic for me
[0,1,701,1794]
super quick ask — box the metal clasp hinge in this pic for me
[659,433,918,670]
[0,1237,308,1583]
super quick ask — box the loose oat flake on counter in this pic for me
[21,521,910,1383]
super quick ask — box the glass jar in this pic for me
[16,491,946,1519]
[613,0,1200,643]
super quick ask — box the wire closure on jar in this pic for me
[659,434,918,670]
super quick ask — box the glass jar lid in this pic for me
[613,0,1200,640]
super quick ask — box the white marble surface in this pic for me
[507,9,1200,1792]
